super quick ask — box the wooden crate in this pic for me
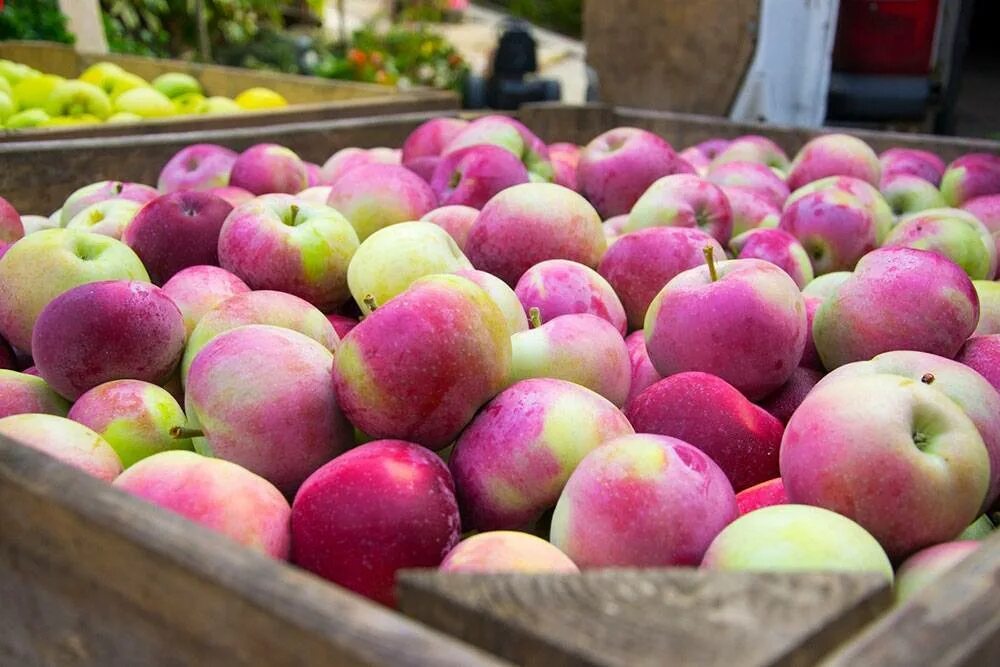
[1,104,1000,665]
[0,41,458,142]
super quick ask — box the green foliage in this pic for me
[488,0,581,37]
[0,0,76,44]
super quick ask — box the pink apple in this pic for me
[303,161,323,187]
[421,205,479,251]
[326,163,437,241]
[941,153,1000,206]
[441,531,578,573]
[465,183,606,286]
[880,173,947,216]
[514,259,626,334]
[32,281,185,400]
[60,181,159,226]
[735,478,787,515]
[720,187,780,236]
[297,185,333,204]
[882,207,996,280]
[157,143,238,192]
[895,541,981,603]
[786,133,881,190]
[627,372,784,491]
[122,191,234,284]
[292,439,461,606]
[710,135,789,171]
[321,146,402,185]
[401,117,470,182]
[755,366,824,425]
[0,196,24,252]
[207,186,255,208]
[880,147,946,187]
[325,313,358,339]
[430,144,529,208]
[548,142,581,190]
[442,114,552,180]
[228,143,308,195]
[729,227,814,288]
[603,214,629,240]
[707,160,790,209]
[0,370,71,419]
[624,330,661,409]
[161,265,250,336]
[550,433,737,567]
[454,268,529,335]
[963,194,1000,260]
[0,413,122,481]
[597,226,724,330]
[957,335,1000,394]
[799,294,824,370]
[626,174,734,244]
[678,146,710,175]
[577,127,680,218]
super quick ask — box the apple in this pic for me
[229,143,309,196]
[152,72,202,99]
[234,87,287,110]
[729,228,814,288]
[32,281,185,400]
[320,147,401,185]
[880,147,946,186]
[734,478,787,515]
[107,72,148,101]
[550,433,737,567]
[430,144,529,208]
[781,373,989,559]
[172,92,207,115]
[115,450,290,559]
[113,87,175,118]
[549,142,581,191]
[0,413,122,480]
[157,144,238,192]
[450,377,634,531]
[817,350,1000,511]
[880,173,946,216]
[325,313,358,339]
[678,146,710,175]
[962,194,1000,258]
[60,180,158,226]
[0,229,150,352]
[895,541,981,603]
[941,153,1000,206]
[454,268,529,335]
[464,183,606,286]
[756,366,824,425]
[401,117,470,182]
[957,335,1000,395]
[44,80,112,120]
[509,313,631,406]
[645,254,806,400]
[68,379,192,468]
[346,221,470,315]
[421,205,479,251]
[297,185,333,204]
[710,135,789,171]
[0,196,24,250]
[959,515,995,540]
[626,372,784,491]
[802,271,852,299]
[603,214,630,240]
[66,199,143,239]
[701,504,893,581]
[79,61,126,92]
[161,265,250,336]
[786,133,881,190]
[576,127,680,218]
[723,188,783,237]
[442,114,552,181]
[207,186,254,208]
[11,73,63,111]
[219,194,359,311]
[779,177,892,274]
[707,160,790,209]
[882,208,996,280]
[813,247,979,369]
[123,191,234,284]
[514,259,627,334]
[326,163,437,241]
[186,325,352,494]
[441,531,578,573]
[3,108,50,129]
[0,89,14,123]
[624,330,661,409]
[625,174,734,244]
[181,289,338,384]
[292,439,461,606]
[19,214,58,236]
[0,59,40,86]
[333,274,510,450]
[0,370,71,419]
[203,96,241,115]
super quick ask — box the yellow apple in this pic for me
[234,87,288,110]
[5,108,50,129]
[12,74,64,110]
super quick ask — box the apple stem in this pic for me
[529,307,542,329]
[363,293,379,312]
[703,246,719,282]
[113,182,124,195]
[921,372,935,384]
[170,426,203,439]
[289,204,299,225]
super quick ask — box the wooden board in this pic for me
[0,434,507,667]
[583,0,759,115]
[397,569,891,667]
[0,41,457,142]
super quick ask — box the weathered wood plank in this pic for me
[0,435,507,667]
[397,569,892,667]
[822,531,1000,667]
[583,0,759,115]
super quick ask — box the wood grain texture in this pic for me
[0,435,507,667]
[398,569,892,667]
[583,0,759,115]
[0,41,457,143]
[823,531,1000,667]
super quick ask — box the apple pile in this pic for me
[0,58,288,130]
[2,114,1000,608]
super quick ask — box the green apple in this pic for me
[114,87,175,118]
[152,72,202,99]
[4,108,51,129]
[346,221,472,314]
[107,111,143,124]
[12,74,64,110]
[66,199,144,239]
[108,72,149,101]
[203,96,241,115]
[173,92,207,115]
[0,60,40,86]
[79,61,128,95]
[0,92,13,123]
[0,76,12,98]
[45,80,112,120]
[39,114,102,127]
